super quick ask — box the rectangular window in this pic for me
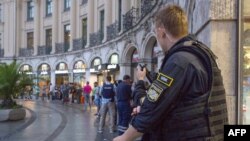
[64,24,70,43]
[118,0,122,32]
[46,29,52,47]
[0,4,2,22]
[27,0,34,21]
[100,10,104,41]
[82,18,87,46]
[27,32,34,48]
[46,0,52,16]
[64,0,71,11]
[82,0,88,5]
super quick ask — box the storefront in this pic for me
[19,64,36,83]
[90,57,102,85]
[55,62,69,86]
[107,53,119,82]
[37,63,51,87]
[73,60,86,87]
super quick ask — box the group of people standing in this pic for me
[93,75,134,135]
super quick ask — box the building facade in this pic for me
[0,0,249,125]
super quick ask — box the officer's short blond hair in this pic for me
[154,4,188,38]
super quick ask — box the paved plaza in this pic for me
[0,99,119,141]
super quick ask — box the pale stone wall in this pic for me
[193,0,237,124]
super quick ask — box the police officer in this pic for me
[98,75,116,133]
[113,4,228,141]
[116,75,132,135]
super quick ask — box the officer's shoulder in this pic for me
[168,51,198,65]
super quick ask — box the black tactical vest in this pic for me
[158,40,228,141]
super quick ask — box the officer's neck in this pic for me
[167,34,187,51]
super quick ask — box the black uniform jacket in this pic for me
[131,35,209,134]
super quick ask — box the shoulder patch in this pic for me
[157,73,174,87]
[147,82,164,102]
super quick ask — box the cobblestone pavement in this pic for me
[0,99,119,141]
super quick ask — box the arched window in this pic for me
[109,53,119,64]
[19,64,33,73]
[73,60,86,73]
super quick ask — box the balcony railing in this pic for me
[55,42,69,54]
[89,30,103,47]
[141,0,158,18]
[123,7,139,31]
[107,21,118,41]
[38,45,52,55]
[0,48,4,57]
[73,38,86,51]
[19,48,34,57]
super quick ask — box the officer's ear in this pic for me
[158,27,167,38]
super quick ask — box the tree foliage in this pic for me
[0,61,34,109]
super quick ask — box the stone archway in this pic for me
[141,34,158,71]
[121,43,138,80]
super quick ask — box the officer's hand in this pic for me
[137,66,146,80]
[113,135,126,141]
[131,106,141,116]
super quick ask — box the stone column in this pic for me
[51,0,58,54]
[3,0,15,57]
[15,0,21,57]
[69,70,74,82]
[85,68,91,82]
[122,0,130,14]
[86,0,94,47]
[103,0,112,42]
[112,0,116,23]
[50,71,55,87]
[191,0,237,124]
[69,0,76,51]
[33,0,40,55]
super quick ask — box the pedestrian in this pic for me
[33,85,40,100]
[42,85,47,101]
[76,83,82,104]
[113,4,228,141]
[116,75,132,135]
[48,82,53,100]
[98,75,116,133]
[62,82,70,104]
[83,81,92,110]
[93,82,101,116]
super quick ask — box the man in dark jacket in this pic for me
[116,75,132,135]
[113,4,228,141]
